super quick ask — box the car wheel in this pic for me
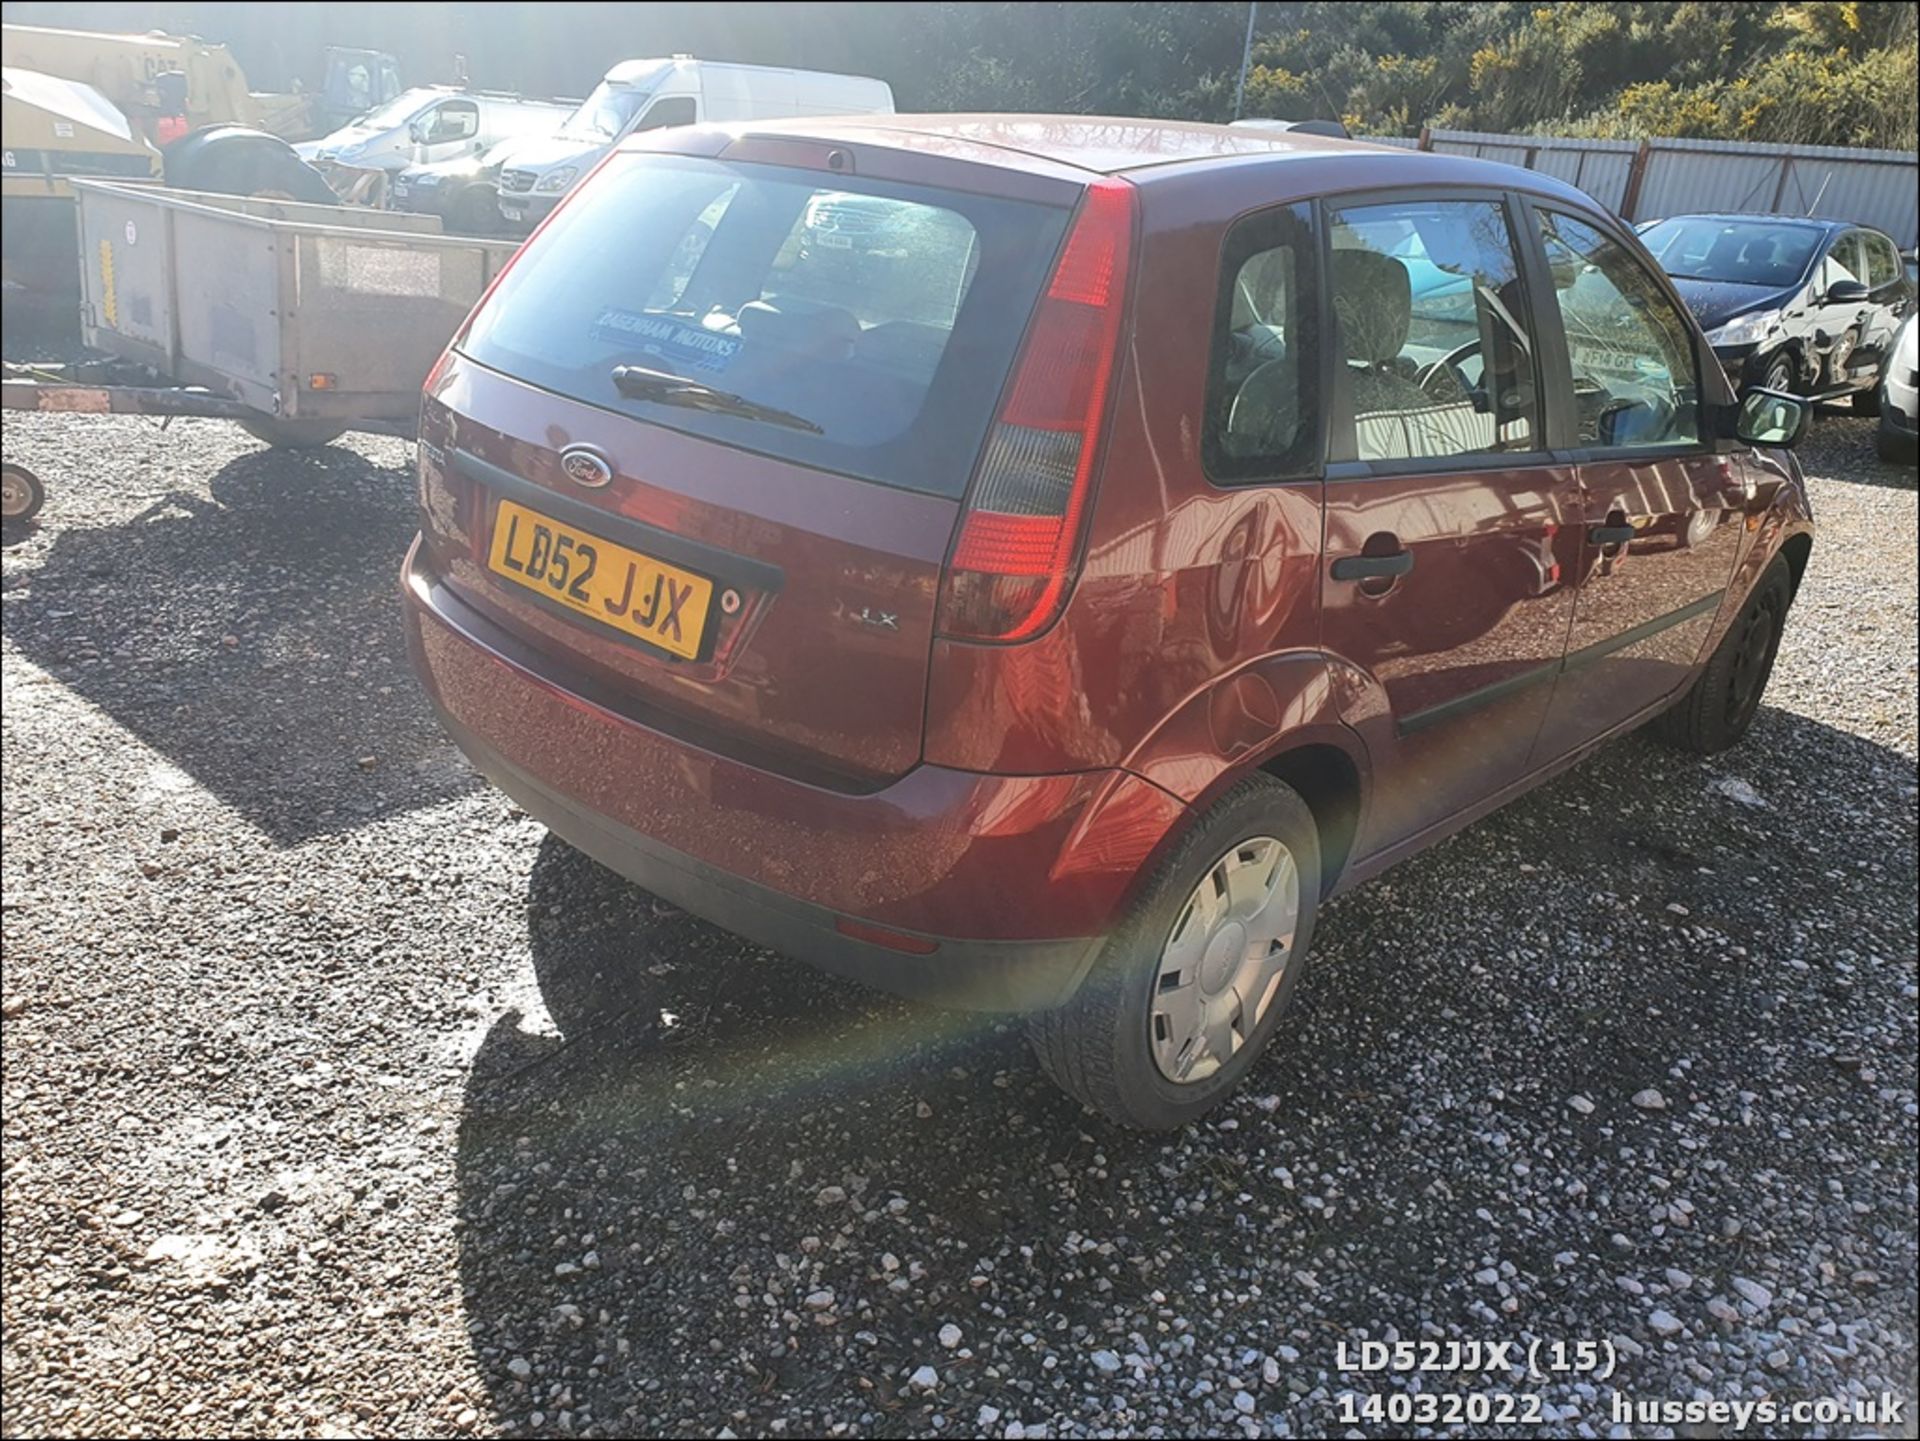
[1026,773,1321,1130]
[1879,405,1917,463]
[1761,352,1797,396]
[1852,373,1881,416]
[236,415,348,449]
[450,187,498,236]
[1653,557,1792,755]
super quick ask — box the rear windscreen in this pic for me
[457,153,1070,497]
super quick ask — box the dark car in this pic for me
[388,139,517,234]
[404,116,1816,1129]
[1639,214,1912,408]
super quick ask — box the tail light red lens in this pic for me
[937,178,1135,643]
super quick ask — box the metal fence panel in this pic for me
[1389,127,1917,246]
[1637,149,1783,224]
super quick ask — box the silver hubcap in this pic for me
[1150,836,1301,1084]
[1,472,30,518]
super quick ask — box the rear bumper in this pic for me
[402,540,1188,1011]
[1883,370,1919,430]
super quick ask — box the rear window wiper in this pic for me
[611,364,823,435]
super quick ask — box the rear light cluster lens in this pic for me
[938,178,1135,644]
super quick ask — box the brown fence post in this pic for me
[1417,125,1432,152]
[1620,139,1653,222]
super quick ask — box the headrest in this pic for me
[1330,249,1412,365]
[1231,247,1291,331]
[735,299,859,359]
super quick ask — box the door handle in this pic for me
[1331,551,1415,582]
[1589,524,1636,547]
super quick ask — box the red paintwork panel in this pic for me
[1320,460,1583,854]
[406,553,1184,940]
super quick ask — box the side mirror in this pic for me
[1596,397,1659,447]
[1735,388,1809,448]
[408,117,432,144]
[1825,277,1869,305]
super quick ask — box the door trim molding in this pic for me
[1563,590,1724,673]
[1395,589,1725,738]
[1398,659,1559,736]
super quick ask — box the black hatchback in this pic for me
[1639,214,1912,407]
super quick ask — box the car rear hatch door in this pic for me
[426,145,1075,785]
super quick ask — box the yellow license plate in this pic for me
[488,498,714,660]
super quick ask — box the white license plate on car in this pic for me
[501,201,525,219]
[817,233,853,249]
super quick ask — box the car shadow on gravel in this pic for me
[1,443,477,843]
[451,699,1916,1434]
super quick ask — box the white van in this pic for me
[296,87,573,179]
[494,56,894,230]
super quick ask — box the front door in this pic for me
[1526,206,1747,762]
[1808,233,1875,392]
[1318,194,1584,855]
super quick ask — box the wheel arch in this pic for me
[1258,741,1362,899]
[1778,530,1813,599]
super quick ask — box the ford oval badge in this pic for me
[560,446,613,489]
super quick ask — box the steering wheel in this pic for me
[1226,358,1299,454]
[1417,339,1482,402]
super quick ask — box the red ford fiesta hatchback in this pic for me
[404,115,1814,1128]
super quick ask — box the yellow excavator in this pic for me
[3,23,400,306]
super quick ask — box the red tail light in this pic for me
[937,178,1135,643]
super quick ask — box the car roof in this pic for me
[697,113,1386,177]
[633,112,1611,213]
[1653,213,1847,234]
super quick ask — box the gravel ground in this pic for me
[2,405,1915,1440]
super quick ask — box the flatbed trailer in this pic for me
[2,179,518,521]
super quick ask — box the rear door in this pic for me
[1318,192,1583,854]
[1524,204,1746,762]
[1856,229,1911,374]
[427,147,1070,785]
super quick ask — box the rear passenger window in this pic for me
[1863,233,1901,289]
[1326,198,1541,463]
[1535,209,1699,450]
[1205,203,1319,480]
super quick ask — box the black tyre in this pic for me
[1760,351,1797,396]
[164,127,337,206]
[1879,406,1917,463]
[1027,773,1321,1130]
[1653,558,1793,755]
[449,185,499,236]
[237,415,348,449]
[2,462,47,524]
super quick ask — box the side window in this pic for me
[1326,197,1540,463]
[427,100,479,142]
[1863,233,1900,290]
[1819,235,1864,293]
[1204,202,1319,480]
[636,97,697,133]
[1535,209,1699,450]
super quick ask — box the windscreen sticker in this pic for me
[592,308,741,374]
